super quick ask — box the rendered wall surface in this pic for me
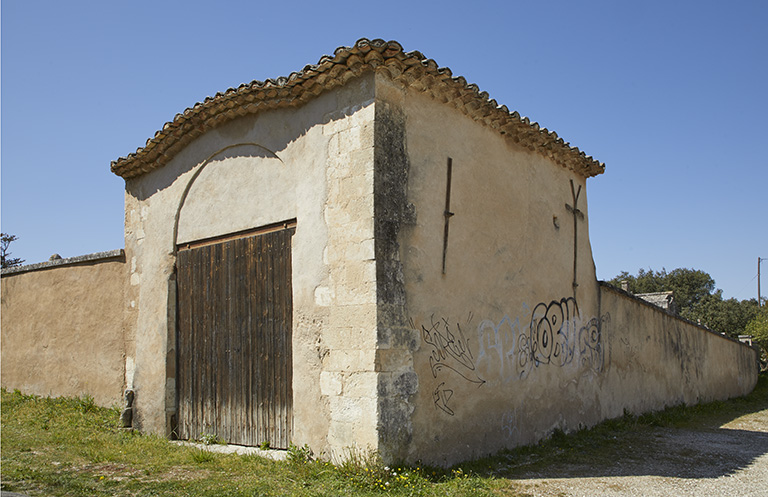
[597,284,757,414]
[1,254,127,407]
[375,80,758,466]
[384,81,603,465]
[124,73,380,458]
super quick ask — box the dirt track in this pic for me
[506,408,768,497]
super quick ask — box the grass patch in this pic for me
[0,389,500,496]
[2,374,765,496]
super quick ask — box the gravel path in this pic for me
[508,408,768,496]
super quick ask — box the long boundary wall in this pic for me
[598,282,758,417]
[403,279,758,466]
[1,250,127,407]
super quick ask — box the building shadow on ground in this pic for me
[496,424,768,480]
[485,388,768,482]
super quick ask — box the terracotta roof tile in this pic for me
[111,38,605,179]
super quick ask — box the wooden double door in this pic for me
[176,224,294,448]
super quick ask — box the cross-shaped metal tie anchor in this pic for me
[565,179,584,294]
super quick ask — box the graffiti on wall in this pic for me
[433,382,455,415]
[418,297,610,415]
[500,408,521,439]
[476,314,524,383]
[578,314,609,372]
[414,314,485,416]
[417,313,485,386]
[524,297,580,369]
[476,297,609,383]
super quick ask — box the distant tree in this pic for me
[745,307,768,369]
[1,233,25,268]
[608,267,758,338]
[686,293,759,337]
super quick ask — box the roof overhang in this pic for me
[111,38,605,180]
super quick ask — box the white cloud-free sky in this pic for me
[2,0,766,301]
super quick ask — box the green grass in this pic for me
[0,389,500,496]
[2,374,766,496]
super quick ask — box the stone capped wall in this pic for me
[1,251,127,407]
[597,283,758,413]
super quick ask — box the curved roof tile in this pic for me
[111,38,605,179]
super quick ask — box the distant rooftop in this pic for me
[636,291,676,313]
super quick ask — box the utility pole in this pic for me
[760,257,765,307]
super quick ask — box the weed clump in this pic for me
[337,454,430,493]
[199,433,222,445]
[286,442,313,464]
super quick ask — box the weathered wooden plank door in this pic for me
[176,224,294,448]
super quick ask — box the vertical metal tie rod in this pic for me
[442,157,455,275]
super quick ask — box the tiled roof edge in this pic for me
[1,249,125,276]
[111,38,606,180]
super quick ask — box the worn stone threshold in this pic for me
[172,440,287,460]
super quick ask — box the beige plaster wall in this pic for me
[1,257,127,407]
[377,81,603,465]
[124,73,380,457]
[597,284,757,414]
[386,81,755,466]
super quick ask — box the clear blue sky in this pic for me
[2,0,766,301]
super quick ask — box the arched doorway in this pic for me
[171,143,296,448]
